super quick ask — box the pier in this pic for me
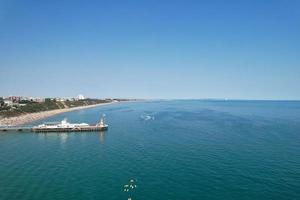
[0,117,108,133]
[0,126,107,132]
[32,125,107,132]
[0,127,32,132]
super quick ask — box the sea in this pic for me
[0,100,299,200]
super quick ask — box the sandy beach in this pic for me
[0,102,116,127]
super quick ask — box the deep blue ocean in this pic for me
[0,100,300,200]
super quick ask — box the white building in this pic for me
[4,100,13,106]
[55,98,65,102]
[77,94,85,100]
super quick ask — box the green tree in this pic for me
[0,97,4,107]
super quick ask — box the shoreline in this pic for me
[0,102,117,127]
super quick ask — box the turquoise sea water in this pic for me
[0,100,300,200]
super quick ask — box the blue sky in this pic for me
[0,0,299,99]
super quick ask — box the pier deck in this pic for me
[0,127,32,132]
[0,126,107,132]
[32,126,107,132]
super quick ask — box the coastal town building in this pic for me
[77,94,85,100]
[29,97,45,103]
[55,97,75,102]
[4,100,13,106]
[55,98,65,102]
[8,96,21,102]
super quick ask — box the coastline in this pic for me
[0,102,117,127]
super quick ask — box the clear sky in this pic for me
[0,0,299,99]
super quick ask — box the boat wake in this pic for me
[140,114,155,121]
